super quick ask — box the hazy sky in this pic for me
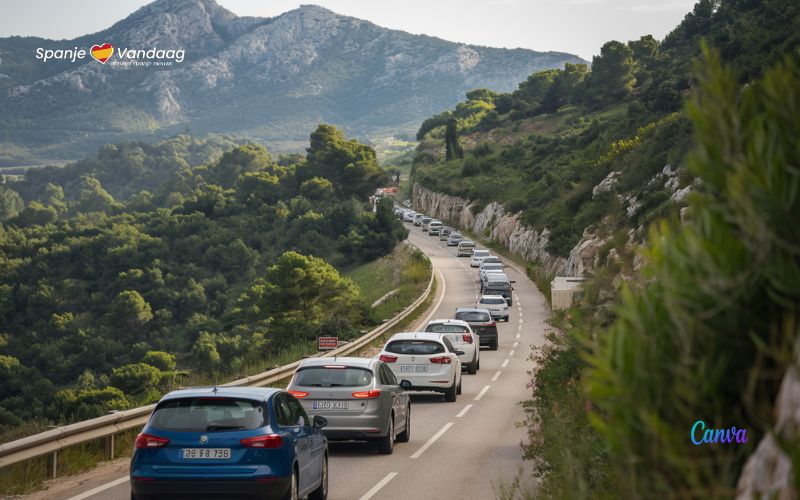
[0,0,697,60]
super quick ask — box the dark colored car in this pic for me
[454,307,499,350]
[482,279,514,306]
[130,386,328,500]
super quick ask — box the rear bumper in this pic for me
[477,332,498,346]
[317,413,390,440]
[131,477,291,500]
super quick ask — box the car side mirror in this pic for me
[313,415,328,429]
[511,280,516,284]
[455,350,465,356]
[399,380,412,390]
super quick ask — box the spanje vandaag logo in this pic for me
[35,42,184,67]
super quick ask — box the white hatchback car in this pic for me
[477,295,510,321]
[470,249,492,267]
[377,332,463,402]
[423,319,480,374]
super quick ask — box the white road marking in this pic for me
[513,341,519,348]
[411,422,454,459]
[509,350,515,356]
[515,333,520,339]
[501,359,510,368]
[474,385,491,401]
[491,370,502,381]
[418,267,446,327]
[359,472,399,500]
[519,311,523,317]
[66,476,128,500]
[456,404,474,418]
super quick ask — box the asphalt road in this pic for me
[29,223,550,500]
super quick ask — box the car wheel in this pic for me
[491,339,499,351]
[444,382,457,402]
[309,454,328,500]
[467,356,477,375]
[457,379,462,395]
[283,468,298,500]
[477,357,481,370]
[396,406,411,443]
[377,415,395,454]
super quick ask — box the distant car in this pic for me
[287,357,410,455]
[482,256,502,266]
[457,240,475,256]
[478,262,504,279]
[454,307,499,350]
[423,319,480,374]
[470,249,492,267]
[413,214,425,226]
[403,211,417,222]
[130,386,328,500]
[447,232,463,246]
[482,277,514,306]
[439,227,454,241]
[377,332,463,402]
[477,295,510,322]
[428,221,443,236]
[420,217,433,230]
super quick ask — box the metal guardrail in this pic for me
[0,261,436,477]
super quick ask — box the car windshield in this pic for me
[425,324,469,333]
[150,397,267,432]
[480,298,507,305]
[473,251,490,257]
[455,311,491,322]
[484,257,501,264]
[482,264,502,270]
[294,367,372,388]
[385,340,445,355]
[460,242,474,247]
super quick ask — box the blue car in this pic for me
[130,386,328,500]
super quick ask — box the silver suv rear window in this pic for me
[294,367,372,388]
[480,298,507,304]
[150,398,267,432]
[386,340,445,355]
[456,311,491,322]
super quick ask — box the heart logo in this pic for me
[90,43,114,63]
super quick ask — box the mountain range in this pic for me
[0,0,584,166]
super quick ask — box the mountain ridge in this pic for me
[0,1,585,165]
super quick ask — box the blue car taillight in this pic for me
[134,433,170,449]
[240,434,283,448]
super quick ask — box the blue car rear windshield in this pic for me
[385,340,445,355]
[294,367,373,387]
[150,398,267,432]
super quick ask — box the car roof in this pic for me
[455,307,493,314]
[161,386,280,402]
[479,295,507,300]
[426,319,471,327]
[297,357,376,369]
[473,249,491,254]
[385,332,447,343]
[459,240,474,244]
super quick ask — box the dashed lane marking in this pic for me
[509,350,515,356]
[501,359,510,368]
[491,371,502,382]
[474,385,491,401]
[411,422,454,459]
[359,472,399,500]
[456,404,474,418]
[513,341,519,348]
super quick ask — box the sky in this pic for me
[0,0,698,60]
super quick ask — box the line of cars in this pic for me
[129,205,513,500]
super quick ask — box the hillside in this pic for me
[0,0,584,166]
[410,0,800,497]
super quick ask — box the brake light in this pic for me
[351,389,381,399]
[429,356,452,364]
[287,390,309,399]
[379,354,398,363]
[241,434,283,448]
[134,433,170,449]
[462,334,473,344]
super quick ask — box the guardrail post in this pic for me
[105,433,116,460]
[46,451,57,479]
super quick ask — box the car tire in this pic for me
[444,382,457,402]
[491,339,499,351]
[467,356,477,375]
[377,415,395,454]
[477,357,481,370]
[283,468,299,500]
[396,406,411,443]
[457,379,462,395]
[309,455,328,500]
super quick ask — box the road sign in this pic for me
[318,337,338,350]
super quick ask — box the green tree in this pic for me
[75,175,118,213]
[587,41,636,104]
[110,362,161,395]
[109,290,153,332]
[142,351,177,371]
[0,185,24,221]
[299,177,334,201]
[10,201,57,227]
[444,118,464,160]
[209,143,272,188]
